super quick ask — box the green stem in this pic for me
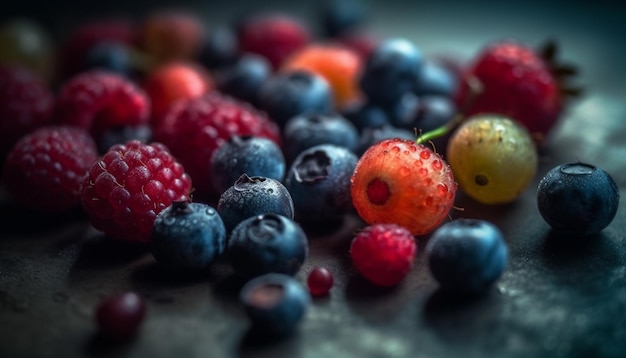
[416,114,464,145]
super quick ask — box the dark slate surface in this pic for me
[1,1,625,357]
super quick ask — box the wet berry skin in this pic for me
[426,219,508,294]
[307,267,334,296]
[285,144,358,225]
[210,135,286,195]
[359,38,423,106]
[257,70,334,127]
[151,201,227,270]
[240,273,311,340]
[537,163,619,236]
[228,213,308,279]
[96,291,147,342]
[283,113,359,161]
[217,175,295,233]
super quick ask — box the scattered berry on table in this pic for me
[426,218,508,294]
[359,38,423,106]
[81,140,192,243]
[210,136,286,196]
[143,62,213,125]
[281,43,363,108]
[446,114,538,205]
[236,12,310,70]
[351,138,457,236]
[54,70,150,138]
[537,162,619,236]
[228,213,308,278]
[283,113,359,161]
[0,64,54,161]
[285,144,358,225]
[307,267,334,296]
[95,291,147,342]
[257,70,334,127]
[153,92,280,201]
[3,125,98,213]
[350,223,416,286]
[239,273,311,340]
[151,201,227,270]
[215,54,271,108]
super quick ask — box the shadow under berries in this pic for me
[0,200,88,236]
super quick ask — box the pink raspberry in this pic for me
[54,70,150,138]
[2,126,98,212]
[81,140,192,243]
[153,92,280,201]
[0,65,54,161]
[350,223,417,286]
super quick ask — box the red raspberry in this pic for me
[81,140,192,243]
[153,92,280,201]
[351,138,457,236]
[58,17,136,78]
[55,70,150,137]
[237,13,310,69]
[0,65,54,161]
[350,223,417,286]
[456,40,577,140]
[3,126,98,212]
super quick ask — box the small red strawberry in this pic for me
[351,138,457,236]
[455,39,580,142]
[350,223,416,287]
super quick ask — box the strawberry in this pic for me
[455,39,580,142]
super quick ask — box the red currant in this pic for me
[307,267,334,296]
[95,292,146,341]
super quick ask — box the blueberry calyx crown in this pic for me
[293,150,330,183]
[234,174,266,189]
[248,214,283,243]
[560,162,596,175]
[170,200,193,215]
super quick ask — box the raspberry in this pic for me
[81,140,192,243]
[54,70,150,137]
[350,223,416,286]
[0,65,54,161]
[153,92,280,200]
[3,126,98,212]
[351,138,457,236]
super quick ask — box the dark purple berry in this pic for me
[215,54,271,107]
[240,273,311,340]
[426,219,508,294]
[151,201,227,270]
[537,162,619,236]
[307,267,334,296]
[210,135,285,195]
[414,59,458,97]
[283,113,359,161]
[95,124,152,154]
[341,102,390,131]
[82,41,134,78]
[285,144,358,225]
[257,70,333,127]
[217,175,295,233]
[96,291,146,341]
[357,125,415,156]
[319,0,367,38]
[228,213,308,278]
[197,26,238,70]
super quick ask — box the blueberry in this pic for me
[426,219,508,294]
[96,124,152,154]
[217,174,295,233]
[210,135,286,195]
[341,102,390,131]
[285,144,358,224]
[257,70,334,127]
[82,41,134,78]
[228,213,308,278]
[537,162,619,236]
[196,26,238,70]
[240,273,311,340]
[215,54,271,107]
[359,38,423,106]
[151,201,227,270]
[319,0,367,38]
[357,125,415,156]
[414,59,458,97]
[283,113,359,161]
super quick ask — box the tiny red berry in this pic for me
[350,223,416,287]
[307,267,334,296]
[96,291,146,341]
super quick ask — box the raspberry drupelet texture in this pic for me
[351,138,457,236]
[154,92,280,200]
[3,126,98,212]
[54,70,150,137]
[81,140,192,243]
[350,223,417,286]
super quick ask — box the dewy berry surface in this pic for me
[351,138,457,236]
[81,140,192,243]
